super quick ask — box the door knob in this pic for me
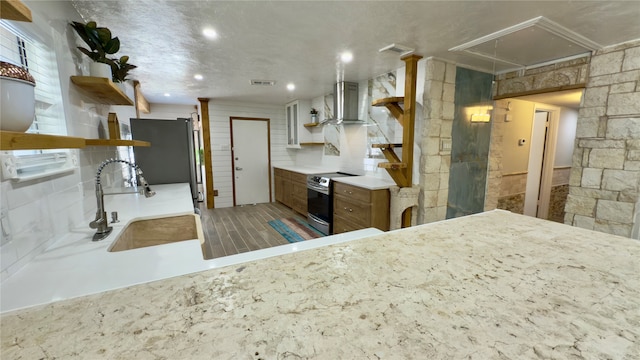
[236,167,243,171]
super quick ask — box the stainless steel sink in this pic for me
[108,214,204,252]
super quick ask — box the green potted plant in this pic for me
[110,55,137,83]
[310,108,319,123]
[69,21,121,80]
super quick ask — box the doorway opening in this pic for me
[491,89,582,223]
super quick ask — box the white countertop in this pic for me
[0,183,382,313]
[272,164,338,175]
[273,165,396,190]
[333,175,397,190]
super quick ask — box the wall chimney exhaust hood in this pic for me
[322,81,365,125]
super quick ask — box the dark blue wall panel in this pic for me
[446,67,494,219]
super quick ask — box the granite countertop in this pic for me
[2,210,638,358]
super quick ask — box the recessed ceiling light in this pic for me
[194,74,204,80]
[340,51,353,63]
[164,93,171,97]
[202,28,217,39]
[286,83,295,91]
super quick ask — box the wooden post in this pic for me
[198,98,215,209]
[401,54,422,227]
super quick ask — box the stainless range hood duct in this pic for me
[323,81,365,125]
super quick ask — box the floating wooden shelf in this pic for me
[0,131,151,150]
[70,76,134,105]
[371,97,404,107]
[377,162,407,170]
[85,139,150,147]
[1,131,85,150]
[303,123,321,128]
[372,143,403,149]
[1,0,32,22]
[300,142,324,146]
[372,97,405,126]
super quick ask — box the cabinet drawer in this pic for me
[291,172,307,184]
[334,197,370,227]
[274,168,290,179]
[334,182,371,203]
[333,215,364,234]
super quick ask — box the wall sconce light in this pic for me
[470,113,491,122]
[467,105,493,123]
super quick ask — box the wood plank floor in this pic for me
[198,202,304,260]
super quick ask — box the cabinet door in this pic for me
[275,175,285,203]
[286,102,300,148]
[292,103,298,145]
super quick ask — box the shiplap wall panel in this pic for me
[208,100,294,208]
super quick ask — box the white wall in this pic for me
[1,1,134,279]
[208,100,293,208]
[500,98,536,174]
[142,103,198,120]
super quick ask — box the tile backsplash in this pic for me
[0,1,135,280]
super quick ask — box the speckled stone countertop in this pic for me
[2,210,638,359]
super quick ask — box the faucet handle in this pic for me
[89,217,104,229]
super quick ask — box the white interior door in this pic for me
[231,118,270,205]
[524,111,548,217]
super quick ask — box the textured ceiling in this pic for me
[67,1,640,105]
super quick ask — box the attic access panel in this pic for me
[449,16,602,68]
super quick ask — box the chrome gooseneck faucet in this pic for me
[90,159,156,241]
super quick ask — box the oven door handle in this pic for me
[307,183,329,195]
[308,213,329,226]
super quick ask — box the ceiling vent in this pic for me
[379,43,415,56]
[250,79,276,86]
[449,16,602,71]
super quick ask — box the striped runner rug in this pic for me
[268,217,324,243]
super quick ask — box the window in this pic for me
[1,20,75,181]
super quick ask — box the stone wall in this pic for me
[417,58,456,223]
[495,57,590,97]
[496,172,527,214]
[565,40,640,239]
[486,57,590,213]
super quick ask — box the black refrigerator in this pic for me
[130,118,198,205]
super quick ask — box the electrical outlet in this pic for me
[440,139,452,151]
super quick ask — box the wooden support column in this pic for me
[198,98,215,209]
[400,54,422,227]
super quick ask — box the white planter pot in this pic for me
[0,77,35,132]
[90,62,112,79]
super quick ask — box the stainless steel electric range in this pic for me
[307,172,356,235]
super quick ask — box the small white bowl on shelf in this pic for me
[1,61,36,132]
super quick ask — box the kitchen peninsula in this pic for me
[2,210,638,358]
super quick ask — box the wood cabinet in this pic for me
[333,182,390,234]
[274,168,308,215]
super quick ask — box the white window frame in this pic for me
[1,20,76,182]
